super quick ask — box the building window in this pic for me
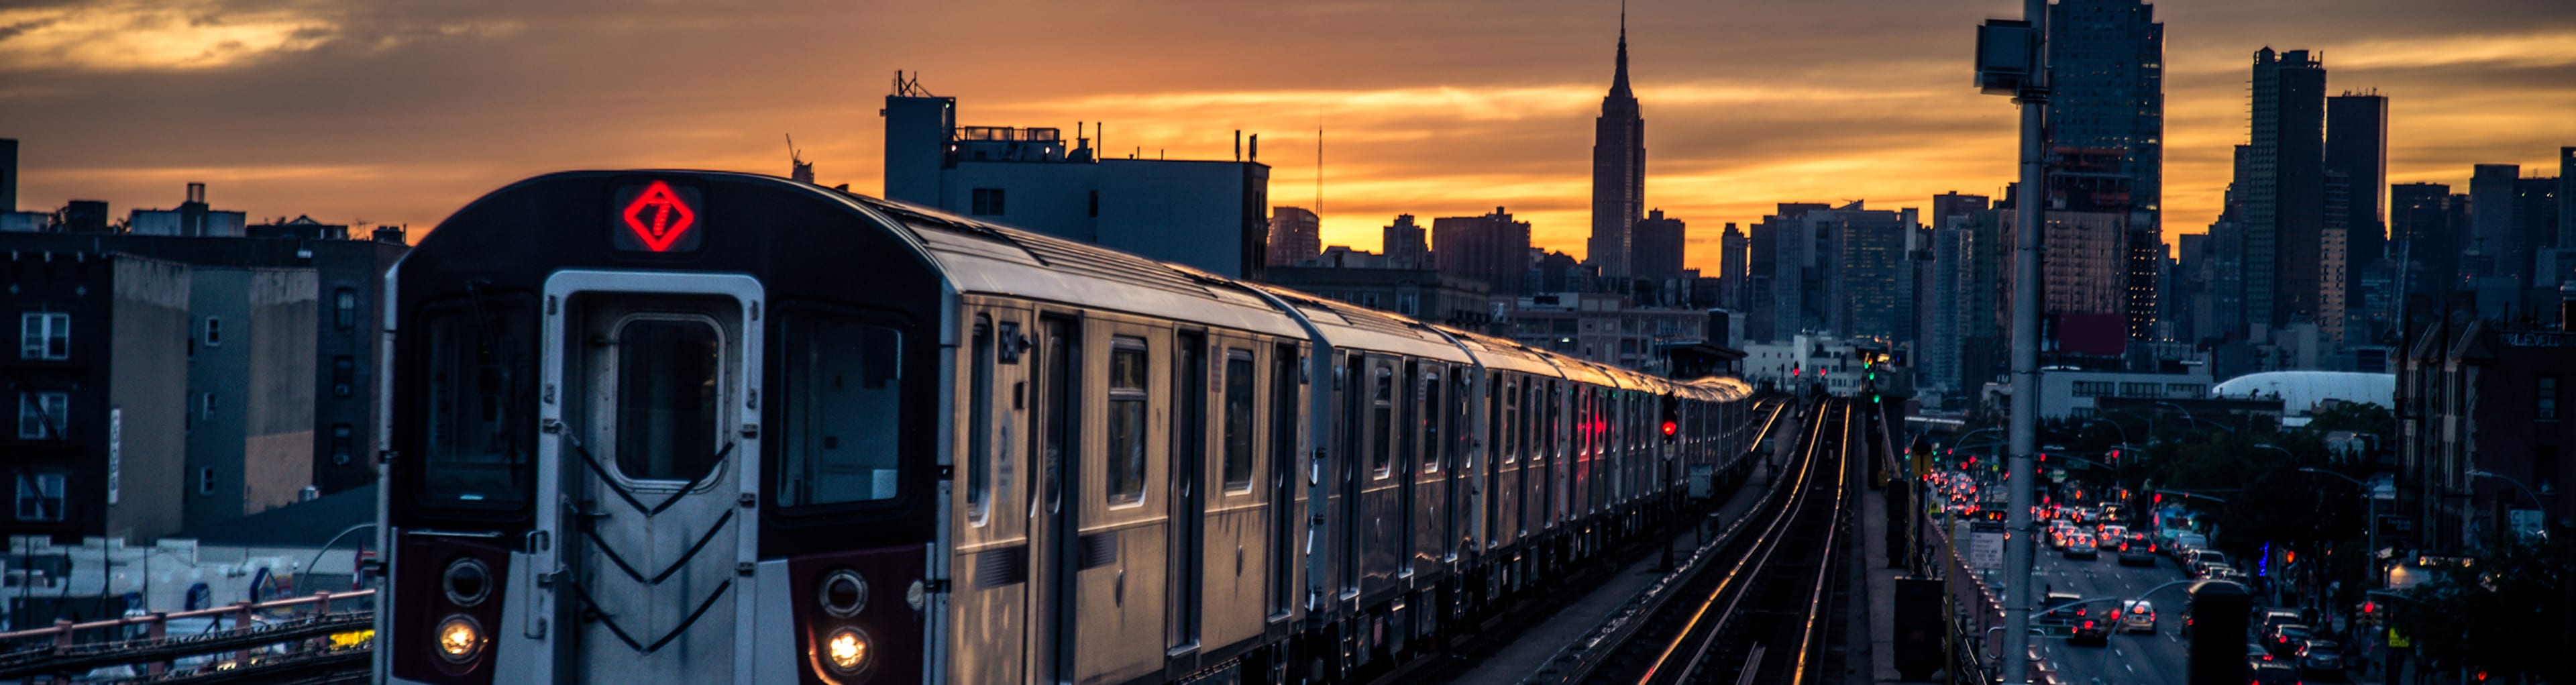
[334,288,358,329]
[332,424,354,465]
[15,472,65,521]
[2165,383,2204,397]
[203,317,222,346]
[333,356,356,397]
[970,188,1006,215]
[2539,376,2560,421]
[202,391,217,419]
[2120,382,2157,397]
[198,466,215,495]
[1087,190,1099,218]
[17,391,70,439]
[20,312,70,360]
[2072,381,2115,398]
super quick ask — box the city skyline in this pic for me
[5,0,2573,276]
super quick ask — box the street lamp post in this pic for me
[2299,466,2388,623]
[2467,469,2546,544]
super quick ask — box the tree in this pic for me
[2390,532,2572,684]
[2304,401,2393,436]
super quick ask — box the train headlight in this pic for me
[442,557,491,607]
[824,627,869,674]
[818,569,867,618]
[435,615,486,664]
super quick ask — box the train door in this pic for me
[1169,331,1206,652]
[1269,343,1299,619]
[1028,315,1081,685]
[1397,360,1419,579]
[1339,352,1363,599]
[539,272,759,685]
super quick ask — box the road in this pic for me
[2028,543,2195,685]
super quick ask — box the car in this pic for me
[2116,533,2158,566]
[2251,661,2303,685]
[2169,533,2208,558]
[2297,639,2346,680]
[2198,562,2239,580]
[2255,610,2305,638]
[2063,532,2100,560]
[2187,549,2233,576]
[2098,523,2130,541]
[2115,599,2156,633]
[2247,640,2275,663]
[2266,624,2312,657]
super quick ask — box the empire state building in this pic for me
[1588,13,1646,280]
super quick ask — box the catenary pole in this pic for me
[2001,0,2049,682]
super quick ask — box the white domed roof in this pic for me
[2209,371,2394,414]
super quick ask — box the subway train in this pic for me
[374,170,1769,685]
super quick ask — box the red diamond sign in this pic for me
[619,180,698,252]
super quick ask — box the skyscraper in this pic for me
[2389,183,2457,296]
[2326,93,2389,271]
[2246,48,2327,331]
[1589,11,1646,280]
[1932,191,1990,229]
[1268,206,1322,266]
[2561,148,2576,248]
[1630,209,1686,281]
[1430,207,1532,295]
[2469,164,2520,280]
[1383,213,1430,267]
[1719,223,1749,311]
[2047,0,2164,231]
[2518,176,2563,284]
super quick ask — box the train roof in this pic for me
[849,194,1309,340]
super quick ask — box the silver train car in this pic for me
[375,170,1765,685]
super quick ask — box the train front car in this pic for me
[379,171,943,685]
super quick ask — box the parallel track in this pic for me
[1578,399,1854,685]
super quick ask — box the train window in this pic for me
[1107,339,1148,505]
[1500,380,1517,464]
[611,317,725,482]
[778,314,906,507]
[1504,386,1525,466]
[1419,372,1441,474]
[968,317,994,523]
[1223,351,1255,491]
[419,299,535,509]
[1370,365,1393,478]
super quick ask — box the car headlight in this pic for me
[819,569,867,618]
[435,615,486,664]
[443,557,492,607]
[824,627,869,674]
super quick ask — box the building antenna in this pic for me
[1316,125,1324,217]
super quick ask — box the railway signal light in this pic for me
[1660,394,1679,442]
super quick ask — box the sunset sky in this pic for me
[7,0,2574,274]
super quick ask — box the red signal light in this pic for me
[1662,420,1678,436]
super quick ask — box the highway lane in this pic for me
[2029,543,2198,685]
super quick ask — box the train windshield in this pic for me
[777,312,906,507]
[420,297,536,508]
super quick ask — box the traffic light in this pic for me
[1659,393,1680,442]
